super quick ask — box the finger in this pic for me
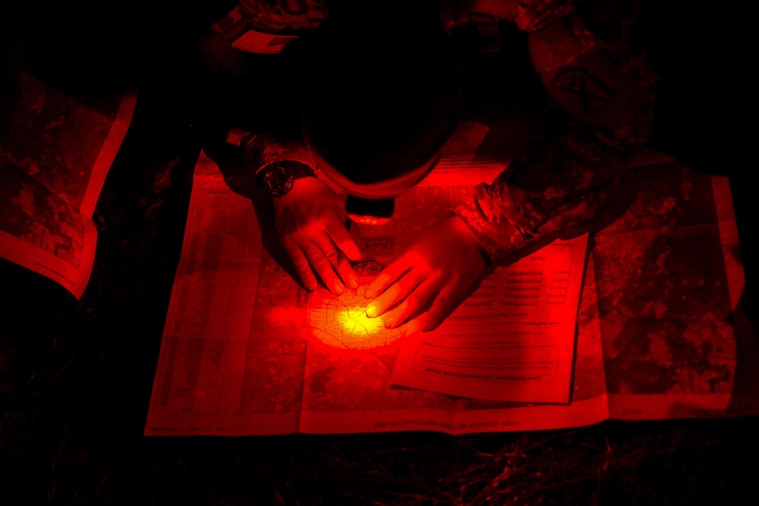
[404,319,421,335]
[382,279,442,329]
[312,234,340,266]
[312,234,360,290]
[373,244,405,269]
[283,239,318,291]
[421,283,463,332]
[381,300,410,329]
[364,258,410,299]
[366,271,423,318]
[336,254,360,290]
[313,235,359,290]
[326,219,362,261]
[374,253,396,268]
[302,240,346,294]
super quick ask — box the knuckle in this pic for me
[407,292,428,311]
[294,260,311,276]
[310,256,332,270]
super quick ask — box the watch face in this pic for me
[262,164,294,197]
[257,161,314,197]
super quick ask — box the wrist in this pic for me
[255,160,315,198]
[448,214,493,266]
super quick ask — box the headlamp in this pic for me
[345,196,395,226]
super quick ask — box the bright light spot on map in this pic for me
[335,306,385,339]
[307,287,409,351]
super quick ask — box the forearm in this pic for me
[452,0,659,265]
[453,123,642,265]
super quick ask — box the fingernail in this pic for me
[348,276,359,289]
[333,281,346,294]
[384,317,397,329]
[366,304,377,318]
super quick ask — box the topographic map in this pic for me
[0,71,136,297]
[595,166,737,397]
[146,142,757,436]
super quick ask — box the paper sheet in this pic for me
[145,149,757,436]
[391,234,587,404]
[0,71,137,298]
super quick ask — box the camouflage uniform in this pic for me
[206,0,659,266]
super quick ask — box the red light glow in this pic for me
[335,305,386,336]
[307,286,410,351]
[347,214,391,226]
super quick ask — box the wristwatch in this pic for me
[255,160,315,197]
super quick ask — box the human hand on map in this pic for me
[364,215,493,332]
[273,177,362,293]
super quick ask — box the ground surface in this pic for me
[3,4,759,504]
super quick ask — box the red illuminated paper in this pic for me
[0,72,137,298]
[145,126,758,436]
[391,235,587,404]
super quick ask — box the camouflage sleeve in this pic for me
[453,124,645,265]
[453,0,659,265]
[241,132,317,174]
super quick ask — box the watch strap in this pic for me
[255,160,315,197]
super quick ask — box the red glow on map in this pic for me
[307,287,409,351]
[335,306,386,338]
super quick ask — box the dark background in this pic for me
[2,2,758,504]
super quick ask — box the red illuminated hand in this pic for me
[364,215,493,332]
[273,177,362,293]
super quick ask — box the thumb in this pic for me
[374,253,395,268]
[374,243,407,268]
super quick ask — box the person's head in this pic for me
[298,1,460,223]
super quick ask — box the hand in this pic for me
[273,177,362,293]
[364,215,493,332]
